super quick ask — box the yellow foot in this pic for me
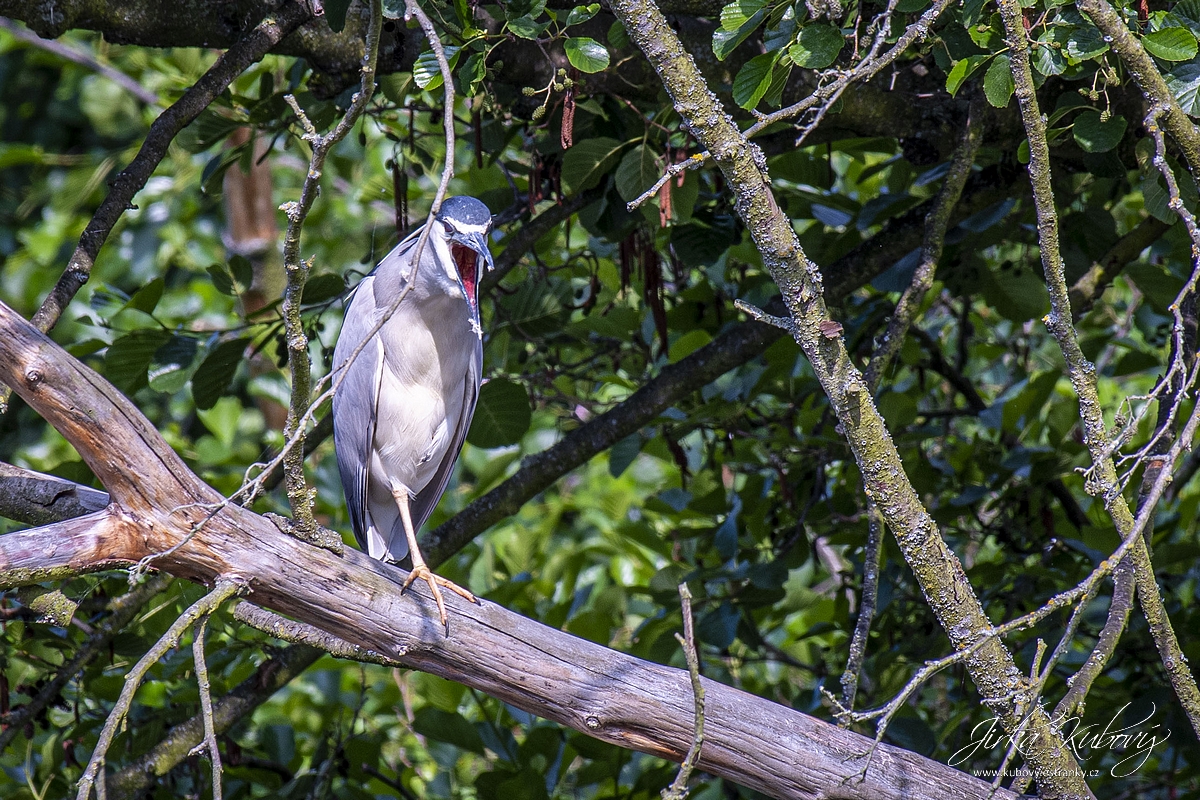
[400,565,478,633]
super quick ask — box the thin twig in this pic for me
[839,502,883,716]
[75,578,245,800]
[840,100,982,717]
[662,583,704,800]
[191,614,224,800]
[863,103,983,391]
[0,19,159,105]
[279,0,382,541]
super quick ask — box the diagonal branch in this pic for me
[998,0,1200,741]
[605,0,1093,795]
[0,298,1019,800]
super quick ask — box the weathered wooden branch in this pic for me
[0,300,1021,800]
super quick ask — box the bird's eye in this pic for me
[442,221,454,235]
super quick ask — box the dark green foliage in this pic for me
[2,0,1200,797]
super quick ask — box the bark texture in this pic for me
[0,299,1021,800]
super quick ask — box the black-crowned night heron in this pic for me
[332,195,493,630]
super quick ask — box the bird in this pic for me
[331,195,493,631]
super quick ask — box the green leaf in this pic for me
[697,601,739,648]
[148,335,199,393]
[192,338,250,411]
[124,277,164,315]
[414,46,460,90]
[412,708,486,755]
[1143,27,1199,61]
[719,0,766,31]
[609,434,642,478]
[508,15,549,38]
[460,52,487,96]
[670,168,700,224]
[615,145,662,202]
[1065,19,1107,63]
[1033,26,1070,76]
[106,329,173,394]
[945,54,989,97]
[713,1,766,60]
[1166,61,1200,116]
[301,273,345,305]
[207,264,234,295]
[733,52,778,109]
[229,254,253,292]
[1073,110,1127,153]
[1166,0,1200,35]
[467,379,532,448]
[984,54,1014,108]
[565,3,600,25]
[762,60,792,107]
[788,24,844,69]
[564,37,609,72]
[561,137,625,193]
[505,0,547,19]
[379,73,413,105]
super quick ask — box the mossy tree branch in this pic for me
[606,0,1094,795]
[278,0,382,541]
[998,0,1200,742]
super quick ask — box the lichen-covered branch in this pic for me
[191,615,224,800]
[0,297,1022,800]
[278,0,381,540]
[661,583,704,800]
[1076,0,1200,174]
[74,578,245,800]
[999,0,1200,740]
[842,111,981,713]
[606,0,1092,795]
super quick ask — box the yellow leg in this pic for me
[392,485,478,633]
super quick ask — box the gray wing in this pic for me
[332,227,429,547]
[331,274,385,549]
[408,336,482,532]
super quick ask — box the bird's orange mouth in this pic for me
[451,243,479,310]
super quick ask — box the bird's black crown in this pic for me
[437,196,493,228]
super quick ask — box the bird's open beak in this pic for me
[450,230,494,273]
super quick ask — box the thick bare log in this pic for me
[0,301,1018,799]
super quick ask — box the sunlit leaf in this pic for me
[563,37,610,73]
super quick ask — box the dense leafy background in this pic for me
[3,0,1200,796]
